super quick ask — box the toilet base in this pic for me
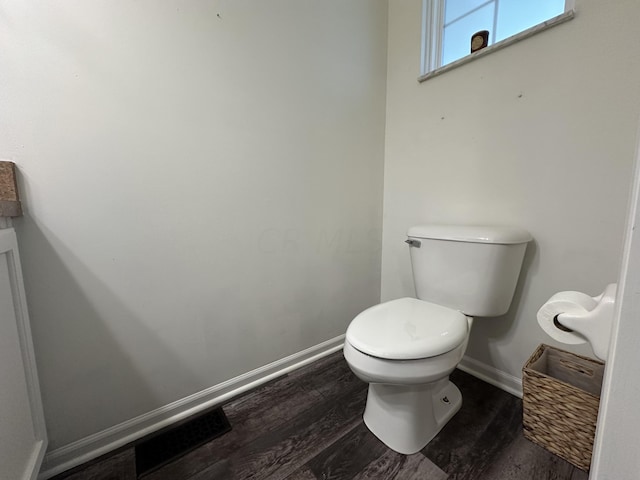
[363,377,462,454]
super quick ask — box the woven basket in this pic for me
[522,344,604,471]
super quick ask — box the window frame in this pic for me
[420,0,576,81]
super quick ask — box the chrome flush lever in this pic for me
[405,239,421,248]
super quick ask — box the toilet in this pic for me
[344,224,532,454]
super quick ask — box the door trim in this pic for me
[0,228,48,480]
[589,123,640,478]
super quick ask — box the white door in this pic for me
[0,228,47,480]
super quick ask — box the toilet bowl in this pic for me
[343,224,531,454]
[344,297,473,454]
[345,338,466,454]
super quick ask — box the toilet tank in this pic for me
[407,225,532,317]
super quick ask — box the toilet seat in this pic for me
[346,297,468,360]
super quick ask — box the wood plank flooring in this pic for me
[52,352,589,480]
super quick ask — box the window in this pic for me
[421,0,575,77]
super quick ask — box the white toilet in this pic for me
[344,225,532,454]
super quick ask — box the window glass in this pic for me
[428,0,569,75]
[442,3,495,66]
[444,0,491,25]
[496,0,564,42]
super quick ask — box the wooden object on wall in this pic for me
[0,161,22,217]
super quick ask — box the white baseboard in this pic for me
[38,335,345,480]
[457,355,523,398]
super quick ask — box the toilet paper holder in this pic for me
[538,283,617,361]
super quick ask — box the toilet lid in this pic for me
[346,297,468,360]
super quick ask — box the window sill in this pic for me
[418,9,575,83]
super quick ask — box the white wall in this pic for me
[382,0,640,381]
[0,1,388,450]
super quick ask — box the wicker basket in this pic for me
[522,344,604,471]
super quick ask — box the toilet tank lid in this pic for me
[407,225,532,245]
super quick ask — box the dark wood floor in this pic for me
[52,351,589,480]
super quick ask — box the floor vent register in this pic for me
[135,407,232,477]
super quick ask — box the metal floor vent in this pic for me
[135,407,232,477]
